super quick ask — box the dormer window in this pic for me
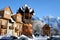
[0,14,3,18]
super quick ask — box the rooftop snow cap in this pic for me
[17,4,34,15]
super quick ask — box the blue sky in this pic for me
[0,0,60,18]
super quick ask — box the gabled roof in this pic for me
[4,6,13,14]
[0,6,13,14]
[43,24,50,28]
[17,4,34,15]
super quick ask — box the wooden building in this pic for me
[11,13,22,37]
[17,5,34,37]
[22,23,32,37]
[42,24,50,36]
[0,5,34,37]
[0,6,12,35]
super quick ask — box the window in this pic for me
[9,26,13,29]
[1,25,7,29]
[23,26,28,29]
[5,11,10,15]
[0,14,2,18]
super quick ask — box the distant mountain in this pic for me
[43,16,60,29]
[32,16,60,29]
[32,15,40,20]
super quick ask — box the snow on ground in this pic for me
[1,35,60,40]
[0,35,49,40]
[17,35,49,40]
[0,36,4,39]
[28,36,49,40]
[33,36,49,40]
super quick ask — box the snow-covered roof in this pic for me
[10,18,15,22]
[17,4,34,14]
